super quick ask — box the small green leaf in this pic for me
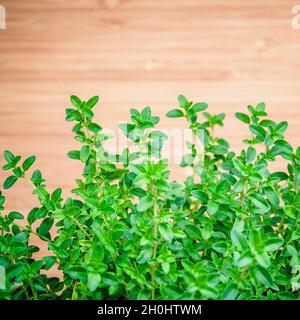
[246,147,256,163]
[252,265,272,287]
[250,193,271,214]
[42,256,57,270]
[264,237,284,252]
[86,96,99,109]
[65,108,81,122]
[37,218,54,237]
[136,196,153,212]
[51,188,62,203]
[207,200,219,215]
[67,150,80,160]
[87,273,101,292]
[3,175,18,189]
[137,246,152,264]
[4,150,14,163]
[181,154,195,167]
[235,112,250,124]
[166,109,184,118]
[249,124,266,141]
[185,224,202,240]
[22,156,36,171]
[221,284,239,300]
[66,266,86,281]
[80,145,90,163]
[87,123,102,133]
[192,102,208,113]
[8,211,24,220]
[178,95,188,108]
[274,140,293,155]
[269,172,288,181]
[201,223,213,240]
[70,95,83,108]
[190,190,208,203]
[230,230,248,250]
[159,223,173,242]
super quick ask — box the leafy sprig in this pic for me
[0,95,299,300]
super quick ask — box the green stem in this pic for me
[28,278,38,300]
[70,217,93,240]
[22,284,30,300]
[150,186,159,300]
[72,281,78,300]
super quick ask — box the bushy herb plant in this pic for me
[0,95,299,300]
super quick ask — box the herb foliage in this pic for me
[0,95,300,300]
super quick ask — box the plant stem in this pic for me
[72,281,78,300]
[150,186,159,300]
[28,278,38,300]
[22,284,30,300]
[70,217,93,240]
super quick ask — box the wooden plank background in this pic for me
[0,0,299,216]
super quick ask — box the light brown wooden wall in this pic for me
[0,0,300,217]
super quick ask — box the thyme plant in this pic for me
[0,95,299,300]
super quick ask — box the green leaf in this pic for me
[246,147,256,163]
[3,175,18,189]
[141,106,151,119]
[65,108,81,122]
[87,273,101,292]
[22,156,36,171]
[269,171,288,181]
[51,188,62,203]
[287,245,298,257]
[249,124,266,141]
[201,223,213,240]
[276,121,288,135]
[212,241,227,254]
[31,170,44,184]
[0,265,5,290]
[102,272,118,286]
[178,95,188,108]
[137,246,152,264]
[181,154,195,167]
[86,96,99,109]
[207,200,219,215]
[4,150,14,163]
[250,193,271,214]
[67,150,80,160]
[221,284,239,300]
[230,230,248,250]
[70,95,83,108]
[192,102,208,113]
[190,190,208,203]
[274,140,293,155]
[42,256,57,270]
[236,251,253,267]
[235,112,250,124]
[87,123,102,133]
[159,224,173,242]
[166,109,184,118]
[8,211,24,220]
[185,224,202,240]
[162,262,170,274]
[264,237,284,252]
[252,265,272,287]
[66,266,86,281]
[37,218,53,237]
[136,196,153,212]
[80,145,90,163]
